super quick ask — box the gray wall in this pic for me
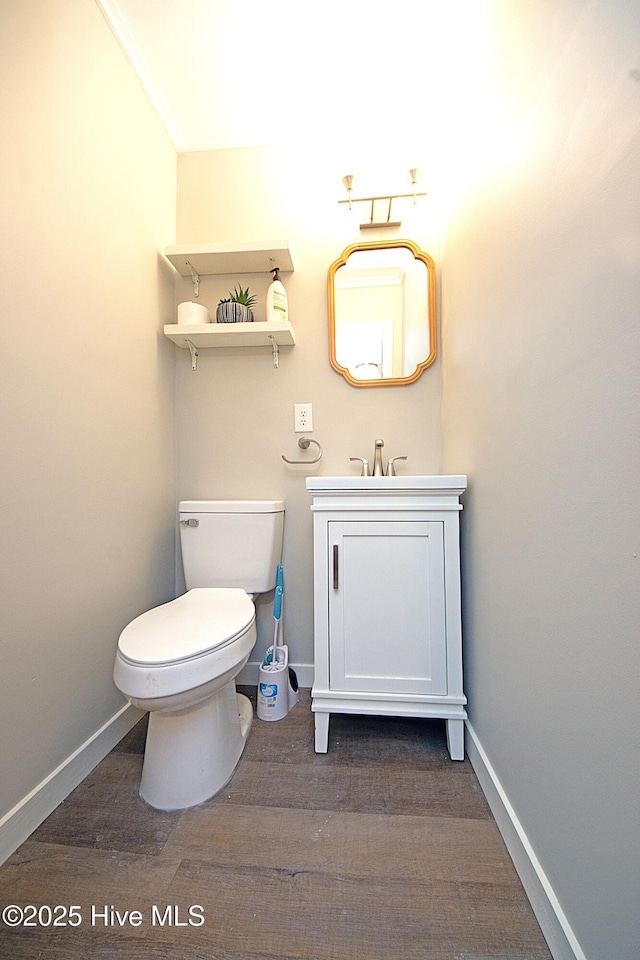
[3,3,638,957]
[0,0,177,820]
[441,2,640,958]
[174,147,445,668]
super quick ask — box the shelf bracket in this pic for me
[185,260,200,298]
[268,334,279,369]
[186,339,198,371]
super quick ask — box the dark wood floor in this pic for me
[0,688,552,959]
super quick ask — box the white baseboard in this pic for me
[0,703,144,866]
[238,660,314,689]
[465,722,586,960]
[0,665,311,867]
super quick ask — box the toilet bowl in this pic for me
[115,588,256,809]
[114,499,285,810]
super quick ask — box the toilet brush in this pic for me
[257,566,297,720]
[272,583,283,662]
[273,564,297,696]
[272,564,284,663]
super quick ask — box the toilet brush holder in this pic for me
[257,644,298,721]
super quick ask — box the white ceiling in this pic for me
[96,0,492,162]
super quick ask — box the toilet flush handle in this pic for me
[179,518,199,527]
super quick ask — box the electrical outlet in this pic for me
[294,403,313,433]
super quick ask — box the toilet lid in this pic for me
[118,588,255,666]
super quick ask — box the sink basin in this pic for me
[306,475,467,494]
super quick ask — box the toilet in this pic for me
[113,499,285,810]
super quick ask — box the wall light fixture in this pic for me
[339,170,427,229]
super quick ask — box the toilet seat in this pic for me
[118,588,255,666]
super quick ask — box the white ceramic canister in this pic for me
[177,301,210,324]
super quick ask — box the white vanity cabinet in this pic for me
[306,476,467,760]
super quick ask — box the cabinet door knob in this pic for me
[333,544,339,589]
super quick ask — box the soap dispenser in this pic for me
[266,267,288,323]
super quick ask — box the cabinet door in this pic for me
[328,520,446,695]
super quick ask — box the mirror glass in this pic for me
[328,240,436,387]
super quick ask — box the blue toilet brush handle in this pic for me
[272,584,283,661]
[273,584,283,622]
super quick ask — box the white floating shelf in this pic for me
[165,241,294,277]
[163,321,296,349]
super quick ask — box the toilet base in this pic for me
[139,683,252,810]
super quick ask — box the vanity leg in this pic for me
[446,719,465,760]
[314,712,330,753]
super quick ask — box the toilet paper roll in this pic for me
[177,301,210,324]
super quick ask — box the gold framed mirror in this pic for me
[328,239,437,387]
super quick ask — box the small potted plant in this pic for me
[216,285,257,323]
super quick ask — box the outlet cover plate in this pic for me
[294,403,313,432]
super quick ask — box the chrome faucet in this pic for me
[373,439,385,476]
[349,441,408,477]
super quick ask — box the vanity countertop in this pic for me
[306,475,467,494]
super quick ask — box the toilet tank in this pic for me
[178,500,285,594]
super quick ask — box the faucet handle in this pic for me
[386,456,407,476]
[350,457,370,476]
